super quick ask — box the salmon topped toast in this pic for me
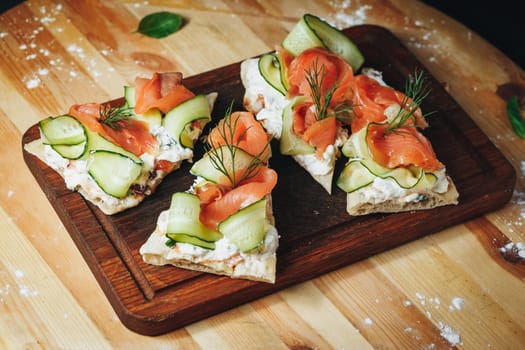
[336,70,458,215]
[241,13,458,214]
[241,14,360,193]
[24,72,217,215]
[140,109,279,283]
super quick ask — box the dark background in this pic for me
[1,0,523,68]
[422,0,523,68]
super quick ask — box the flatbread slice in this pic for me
[345,176,459,216]
[140,196,278,283]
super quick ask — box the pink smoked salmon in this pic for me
[285,47,354,157]
[134,72,195,114]
[199,166,277,230]
[197,112,276,230]
[287,47,354,107]
[291,100,338,157]
[351,74,427,133]
[68,103,158,157]
[366,123,443,172]
[207,111,271,161]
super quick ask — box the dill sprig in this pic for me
[99,104,134,129]
[304,58,354,123]
[205,103,271,188]
[385,69,432,134]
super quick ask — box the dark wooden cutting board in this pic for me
[22,25,516,336]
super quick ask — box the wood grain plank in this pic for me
[278,281,374,349]
[0,207,112,350]
[251,292,345,349]
[315,260,457,349]
[187,304,287,350]
[373,228,525,349]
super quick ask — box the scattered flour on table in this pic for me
[132,1,150,8]
[0,284,10,304]
[328,0,372,28]
[24,76,41,89]
[500,241,525,259]
[438,322,462,346]
[14,3,111,89]
[449,297,464,311]
[363,317,374,325]
[409,293,466,346]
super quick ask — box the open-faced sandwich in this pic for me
[140,109,279,283]
[241,13,458,213]
[241,14,363,193]
[24,72,217,215]
[336,70,459,215]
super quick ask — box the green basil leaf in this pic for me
[137,12,183,39]
[506,96,525,139]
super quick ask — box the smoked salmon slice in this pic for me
[303,115,338,157]
[285,47,352,158]
[207,111,271,161]
[197,111,276,230]
[290,100,339,157]
[200,166,277,230]
[134,72,195,114]
[68,103,158,156]
[287,47,354,107]
[366,123,443,172]
[351,75,428,133]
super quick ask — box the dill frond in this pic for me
[99,104,134,129]
[205,103,271,188]
[385,69,433,134]
[304,58,354,123]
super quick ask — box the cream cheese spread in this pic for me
[357,167,449,204]
[240,57,288,139]
[139,209,279,278]
[294,127,348,176]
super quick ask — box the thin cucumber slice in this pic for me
[337,158,434,193]
[51,141,87,160]
[123,85,162,128]
[336,159,375,193]
[190,145,257,184]
[218,199,267,252]
[123,85,135,108]
[258,53,288,95]
[87,150,143,198]
[162,94,211,149]
[338,123,436,193]
[134,108,162,129]
[40,115,87,146]
[85,130,143,164]
[280,96,315,155]
[166,192,222,249]
[166,233,216,250]
[282,14,365,71]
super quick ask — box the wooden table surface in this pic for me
[1,1,524,349]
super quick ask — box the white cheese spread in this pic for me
[356,164,449,204]
[240,57,288,139]
[294,127,348,176]
[139,209,279,278]
[151,125,194,163]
